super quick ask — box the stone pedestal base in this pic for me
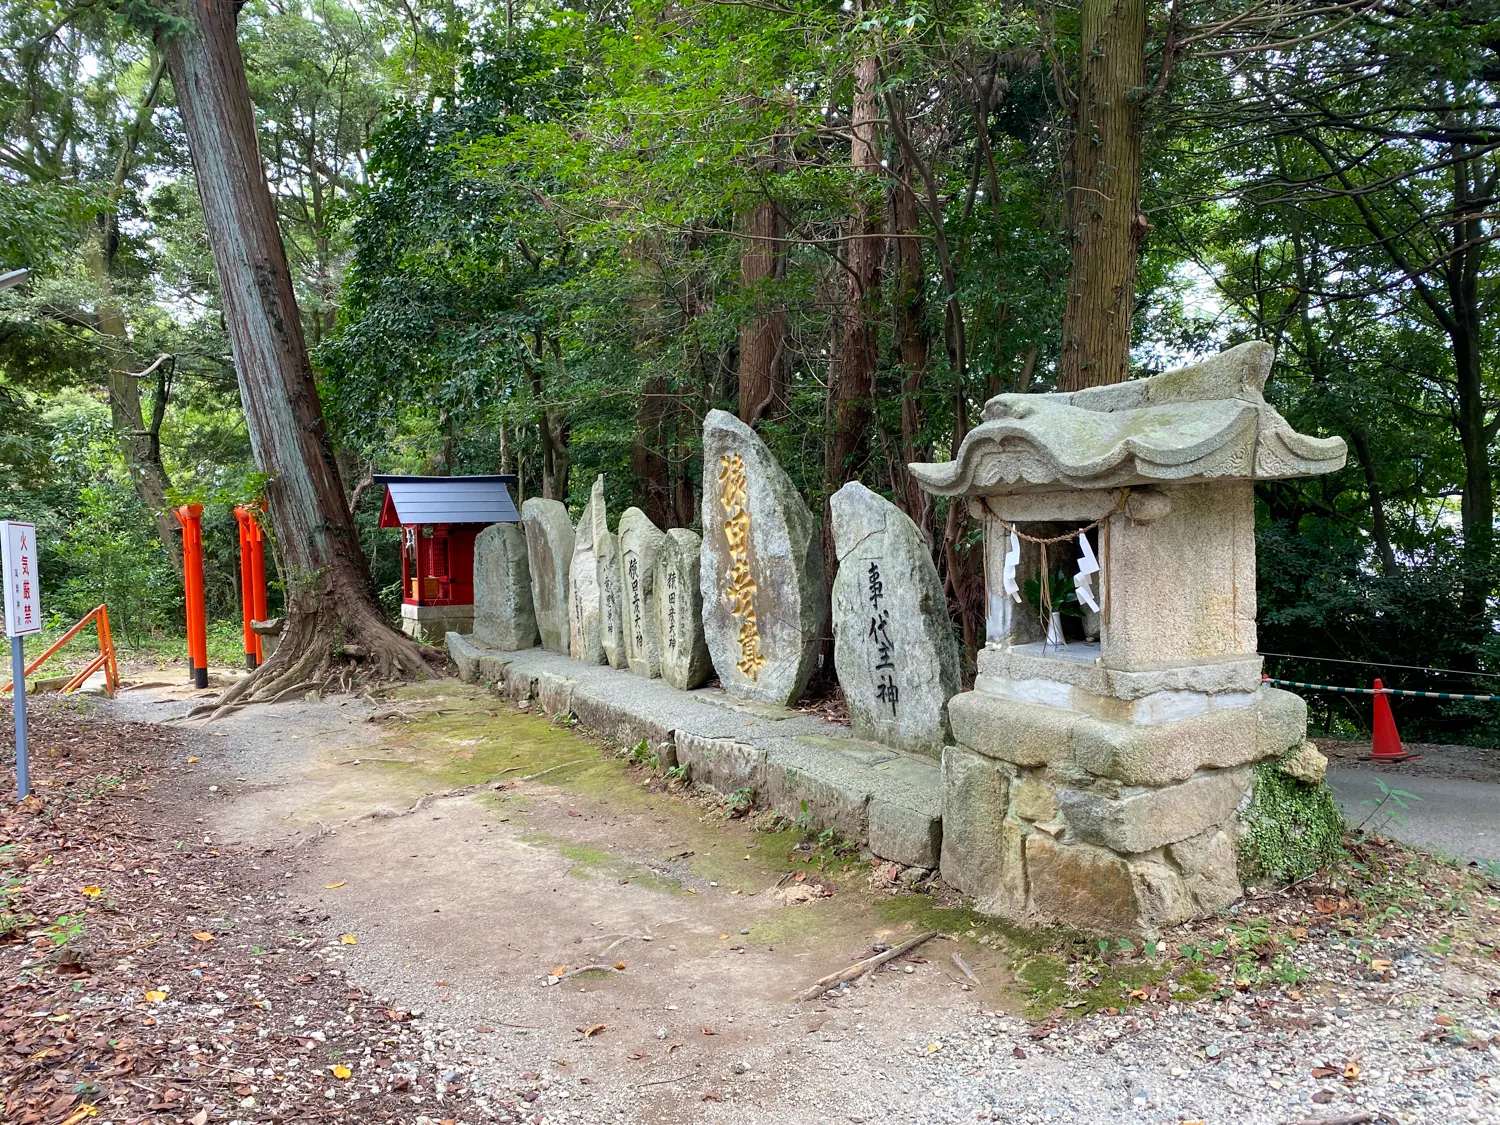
[941,683,1306,934]
[400,603,474,644]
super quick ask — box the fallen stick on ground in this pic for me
[951,951,981,986]
[635,1071,695,1089]
[544,963,623,985]
[1288,1114,1373,1125]
[520,757,597,782]
[795,930,938,1002]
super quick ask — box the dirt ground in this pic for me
[6,667,1499,1125]
[97,672,1024,1124]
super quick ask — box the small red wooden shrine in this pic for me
[375,474,520,640]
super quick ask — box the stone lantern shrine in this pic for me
[910,343,1346,934]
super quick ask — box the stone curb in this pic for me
[446,633,942,868]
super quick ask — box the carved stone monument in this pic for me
[830,482,960,757]
[521,497,574,655]
[596,527,627,670]
[568,477,607,665]
[911,343,1346,934]
[700,409,827,707]
[471,523,538,651]
[618,507,666,678]
[655,528,712,691]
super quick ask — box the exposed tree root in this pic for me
[196,577,442,720]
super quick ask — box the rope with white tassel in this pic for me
[988,489,1130,640]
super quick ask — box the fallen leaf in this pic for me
[1311,1066,1337,1078]
[667,1042,681,1053]
[144,990,167,1003]
[186,756,199,764]
[325,881,345,889]
[926,1042,943,1054]
[718,934,728,940]
[628,1052,645,1060]
[550,965,568,977]
[385,1009,412,1021]
[1012,1047,1027,1059]
[582,1024,606,1038]
[1313,896,1338,914]
[59,1106,99,1125]
[190,1111,208,1125]
[1370,958,1392,972]
[475,1025,495,1033]
[80,886,103,898]
[614,960,627,971]
[331,1064,352,1080]
[339,933,357,945]
[435,980,451,986]
[1343,1062,1360,1080]
[191,932,214,942]
[1127,989,1149,1001]
[700,1027,717,1035]
[1435,1014,1455,1027]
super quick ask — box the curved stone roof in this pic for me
[909,342,1347,497]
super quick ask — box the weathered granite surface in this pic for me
[618,507,666,679]
[655,528,712,691]
[831,482,960,757]
[567,481,606,665]
[470,522,538,651]
[521,498,574,654]
[911,341,1348,496]
[596,529,627,670]
[700,409,827,707]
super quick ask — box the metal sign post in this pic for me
[1,520,41,800]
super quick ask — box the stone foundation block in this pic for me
[1013,773,1059,823]
[940,747,1026,917]
[763,745,872,843]
[1024,833,1140,934]
[446,632,483,683]
[949,693,1079,767]
[534,672,578,717]
[675,732,767,797]
[868,799,941,869]
[568,695,673,751]
[1057,765,1251,853]
[1167,827,1242,913]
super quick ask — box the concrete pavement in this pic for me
[1329,767,1499,866]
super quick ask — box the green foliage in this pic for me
[1239,760,1346,883]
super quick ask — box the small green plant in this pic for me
[665,763,688,783]
[41,914,85,947]
[1357,777,1421,834]
[727,786,754,816]
[626,738,659,771]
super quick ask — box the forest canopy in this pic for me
[1,0,1497,740]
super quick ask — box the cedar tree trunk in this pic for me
[1057,0,1147,390]
[160,0,430,703]
[737,198,787,425]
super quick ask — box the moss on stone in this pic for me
[1239,759,1345,882]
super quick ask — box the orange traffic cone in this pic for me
[1366,678,1418,763]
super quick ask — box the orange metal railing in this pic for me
[1,604,120,697]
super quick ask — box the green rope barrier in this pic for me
[1263,677,1499,703]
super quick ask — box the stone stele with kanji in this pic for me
[910,341,1347,934]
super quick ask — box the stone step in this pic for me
[446,632,942,869]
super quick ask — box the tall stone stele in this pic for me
[830,481,961,757]
[655,528,712,691]
[617,507,666,678]
[521,497,574,655]
[911,343,1346,935]
[700,410,827,707]
[471,523,538,651]
[596,524,627,670]
[568,477,607,665]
